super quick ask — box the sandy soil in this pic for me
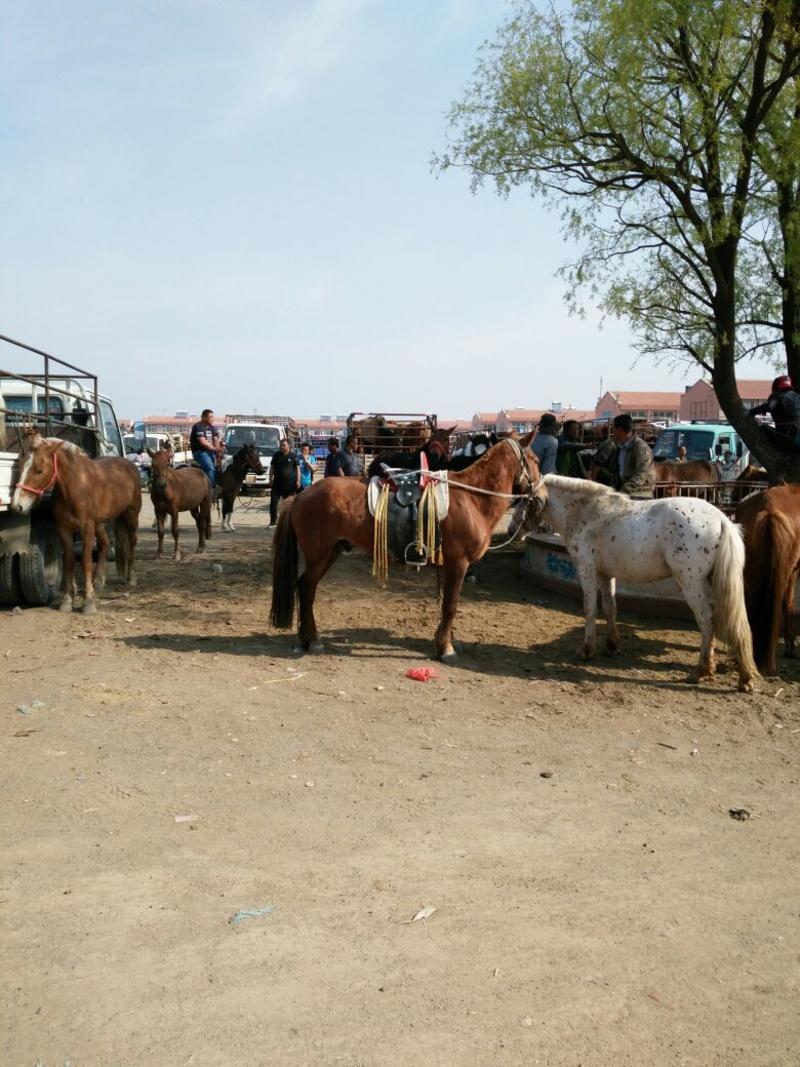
[2,492,799,1067]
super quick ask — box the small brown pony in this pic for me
[12,434,141,613]
[654,459,720,484]
[736,484,800,675]
[148,448,212,559]
[271,433,545,659]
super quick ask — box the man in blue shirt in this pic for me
[190,409,222,487]
[531,413,559,475]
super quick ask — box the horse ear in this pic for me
[519,430,536,449]
[25,430,44,449]
[146,448,155,459]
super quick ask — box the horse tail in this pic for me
[712,516,758,681]
[270,501,298,628]
[746,508,794,673]
[114,516,131,580]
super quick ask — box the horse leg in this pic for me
[434,556,469,661]
[676,574,715,682]
[156,510,165,558]
[81,521,98,613]
[171,508,181,561]
[192,505,205,553]
[577,564,599,658]
[58,527,76,612]
[296,544,346,652]
[599,574,620,654]
[126,509,139,586]
[784,580,796,658]
[94,523,110,592]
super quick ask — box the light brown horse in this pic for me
[148,448,212,559]
[12,434,140,613]
[736,484,800,675]
[270,433,545,659]
[654,459,720,484]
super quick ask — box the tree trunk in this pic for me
[710,272,800,483]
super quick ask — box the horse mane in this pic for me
[543,474,617,496]
[43,437,80,454]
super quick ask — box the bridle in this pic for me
[16,442,63,497]
[505,437,545,505]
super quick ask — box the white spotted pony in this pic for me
[514,475,758,692]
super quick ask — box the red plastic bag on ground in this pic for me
[406,667,438,682]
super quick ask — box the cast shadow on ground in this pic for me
[117,620,727,693]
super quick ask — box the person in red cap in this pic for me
[748,375,800,453]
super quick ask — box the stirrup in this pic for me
[404,542,428,570]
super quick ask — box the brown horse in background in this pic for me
[654,459,720,484]
[736,484,800,675]
[149,446,213,559]
[730,463,769,504]
[218,444,265,531]
[149,448,212,559]
[366,426,455,478]
[12,434,140,613]
[271,433,546,660]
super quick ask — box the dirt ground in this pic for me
[2,492,799,1067]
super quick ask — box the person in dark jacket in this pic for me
[748,375,800,453]
[608,414,655,498]
[556,419,587,478]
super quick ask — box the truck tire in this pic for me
[18,521,63,607]
[0,553,23,606]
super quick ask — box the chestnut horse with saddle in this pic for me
[736,484,800,675]
[11,433,141,613]
[271,433,546,659]
[149,448,212,559]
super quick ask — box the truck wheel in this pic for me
[19,522,63,606]
[0,553,23,606]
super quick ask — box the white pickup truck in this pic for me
[0,333,126,607]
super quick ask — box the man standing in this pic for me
[340,434,361,476]
[609,414,655,498]
[324,437,345,477]
[269,437,299,525]
[748,375,800,454]
[531,413,559,475]
[556,418,587,478]
[297,442,316,491]
[190,409,222,488]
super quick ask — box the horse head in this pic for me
[148,447,172,492]
[12,434,64,513]
[242,443,265,475]
[425,427,454,470]
[507,431,548,535]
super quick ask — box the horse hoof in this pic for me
[581,643,594,660]
[82,600,98,615]
[127,575,138,588]
[440,651,458,664]
[58,598,73,613]
[308,640,324,654]
[738,677,755,694]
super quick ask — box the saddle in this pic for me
[367,456,449,578]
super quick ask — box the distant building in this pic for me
[679,378,770,421]
[594,390,681,423]
[471,407,595,434]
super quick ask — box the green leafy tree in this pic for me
[438,0,800,478]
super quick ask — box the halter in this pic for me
[16,442,63,497]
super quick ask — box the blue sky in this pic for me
[0,0,775,421]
